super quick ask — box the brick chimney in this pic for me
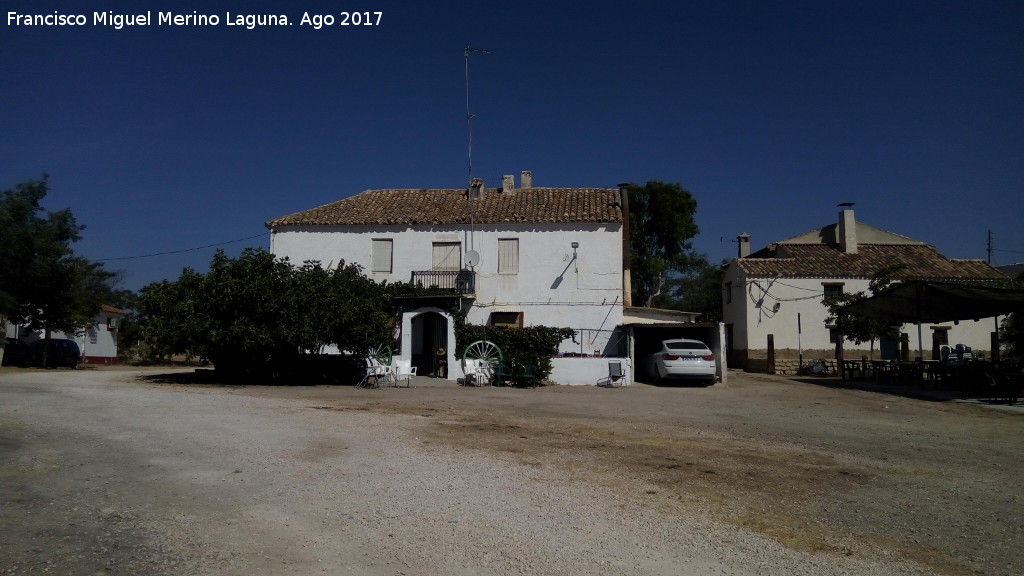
[737,233,750,258]
[838,209,857,254]
[520,170,532,189]
[468,177,484,199]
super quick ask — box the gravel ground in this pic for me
[0,366,1021,576]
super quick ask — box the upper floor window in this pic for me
[497,238,519,274]
[724,282,732,304]
[432,242,461,271]
[371,239,393,273]
[823,283,844,302]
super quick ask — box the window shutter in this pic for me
[371,239,393,273]
[497,238,519,274]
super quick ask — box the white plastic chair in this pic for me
[393,359,417,387]
[461,359,490,386]
[358,357,394,388]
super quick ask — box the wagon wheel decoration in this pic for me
[463,340,503,367]
[368,344,392,367]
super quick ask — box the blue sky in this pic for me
[3,0,1022,291]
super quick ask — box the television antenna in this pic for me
[465,46,489,185]
[464,46,489,263]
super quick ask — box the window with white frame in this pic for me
[497,238,519,274]
[371,239,393,273]
[432,242,461,270]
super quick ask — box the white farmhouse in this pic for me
[265,173,634,384]
[722,209,1009,373]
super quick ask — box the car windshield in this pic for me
[666,341,708,351]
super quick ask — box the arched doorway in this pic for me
[408,310,450,377]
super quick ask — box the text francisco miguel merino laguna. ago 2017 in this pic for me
[7,11,383,30]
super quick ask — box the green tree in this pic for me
[139,249,400,381]
[999,268,1024,360]
[662,258,726,321]
[0,176,115,366]
[823,266,905,358]
[19,256,115,334]
[1,177,80,316]
[625,181,703,307]
[106,287,142,360]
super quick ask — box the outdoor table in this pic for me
[895,361,924,385]
[840,359,863,380]
[871,361,895,383]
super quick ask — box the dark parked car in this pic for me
[31,338,82,369]
[2,337,32,367]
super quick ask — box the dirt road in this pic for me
[1,367,1021,575]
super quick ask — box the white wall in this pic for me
[725,271,1001,358]
[548,356,632,386]
[4,311,121,363]
[271,222,625,354]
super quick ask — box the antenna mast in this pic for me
[464,46,489,254]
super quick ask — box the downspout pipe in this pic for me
[619,184,632,307]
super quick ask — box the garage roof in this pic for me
[622,307,701,325]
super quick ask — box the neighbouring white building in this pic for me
[722,208,1009,373]
[265,172,638,384]
[3,304,126,365]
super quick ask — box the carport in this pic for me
[840,280,1024,361]
[621,307,727,383]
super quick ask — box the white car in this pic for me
[646,339,716,385]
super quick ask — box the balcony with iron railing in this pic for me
[410,269,476,295]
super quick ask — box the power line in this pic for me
[94,233,266,262]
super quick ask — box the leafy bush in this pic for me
[139,249,397,382]
[455,324,575,382]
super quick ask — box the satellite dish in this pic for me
[465,250,480,267]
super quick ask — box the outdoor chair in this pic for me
[516,364,538,388]
[491,362,512,386]
[461,359,490,386]
[393,359,417,387]
[357,357,394,388]
[608,361,624,386]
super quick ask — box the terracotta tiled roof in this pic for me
[265,188,623,228]
[736,244,1008,281]
[99,304,126,316]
